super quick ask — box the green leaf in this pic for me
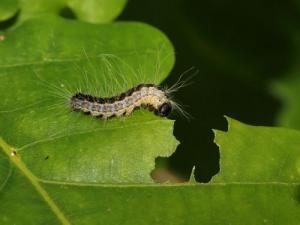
[272,73,300,130]
[2,113,300,224]
[0,15,176,182]
[212,117,300,224]
[0,16,180,224]
[0,0,127,24]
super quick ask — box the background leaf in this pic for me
[0,0,127,25]
[0,0,18,21]
[67,0,127,23]
[272,73,300,130]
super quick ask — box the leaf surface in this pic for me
[0,16,178,224]
[212,117,300,225]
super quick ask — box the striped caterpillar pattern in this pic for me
[70,84,172,119]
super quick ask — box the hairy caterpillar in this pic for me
[70,84,172,119]
[33,51,193,122]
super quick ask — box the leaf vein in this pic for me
[0,138,72,225]
[0,162,13,192]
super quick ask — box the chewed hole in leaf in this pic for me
[151,156,188,183]
[151,134,220,183]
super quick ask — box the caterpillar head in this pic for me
[157,102,172,117]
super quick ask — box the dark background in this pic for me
[120,0,300,182]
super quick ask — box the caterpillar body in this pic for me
[70,83,173,119]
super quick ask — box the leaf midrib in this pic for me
[0,137,71,225]
[38,179,300,187]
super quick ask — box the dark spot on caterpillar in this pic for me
[44,156,49,160]
[134,84,143,91]
[106,97,116,103]
[83,111,91,115]
[109,114,116,119]
[86,95,94,102]
[96,114,103,118]
[11,150,17,157]
[146,104,155,112]
[96,98,105,104]
[117,93,126,101]
[74,93,85,100]
[125,88,135,97]
[156,86,165,91]
[143,84,156,88]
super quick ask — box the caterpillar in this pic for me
[70,83,173,119]
[33,52,194,121]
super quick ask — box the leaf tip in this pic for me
[212,115,232,146]
[189,166,197,183]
